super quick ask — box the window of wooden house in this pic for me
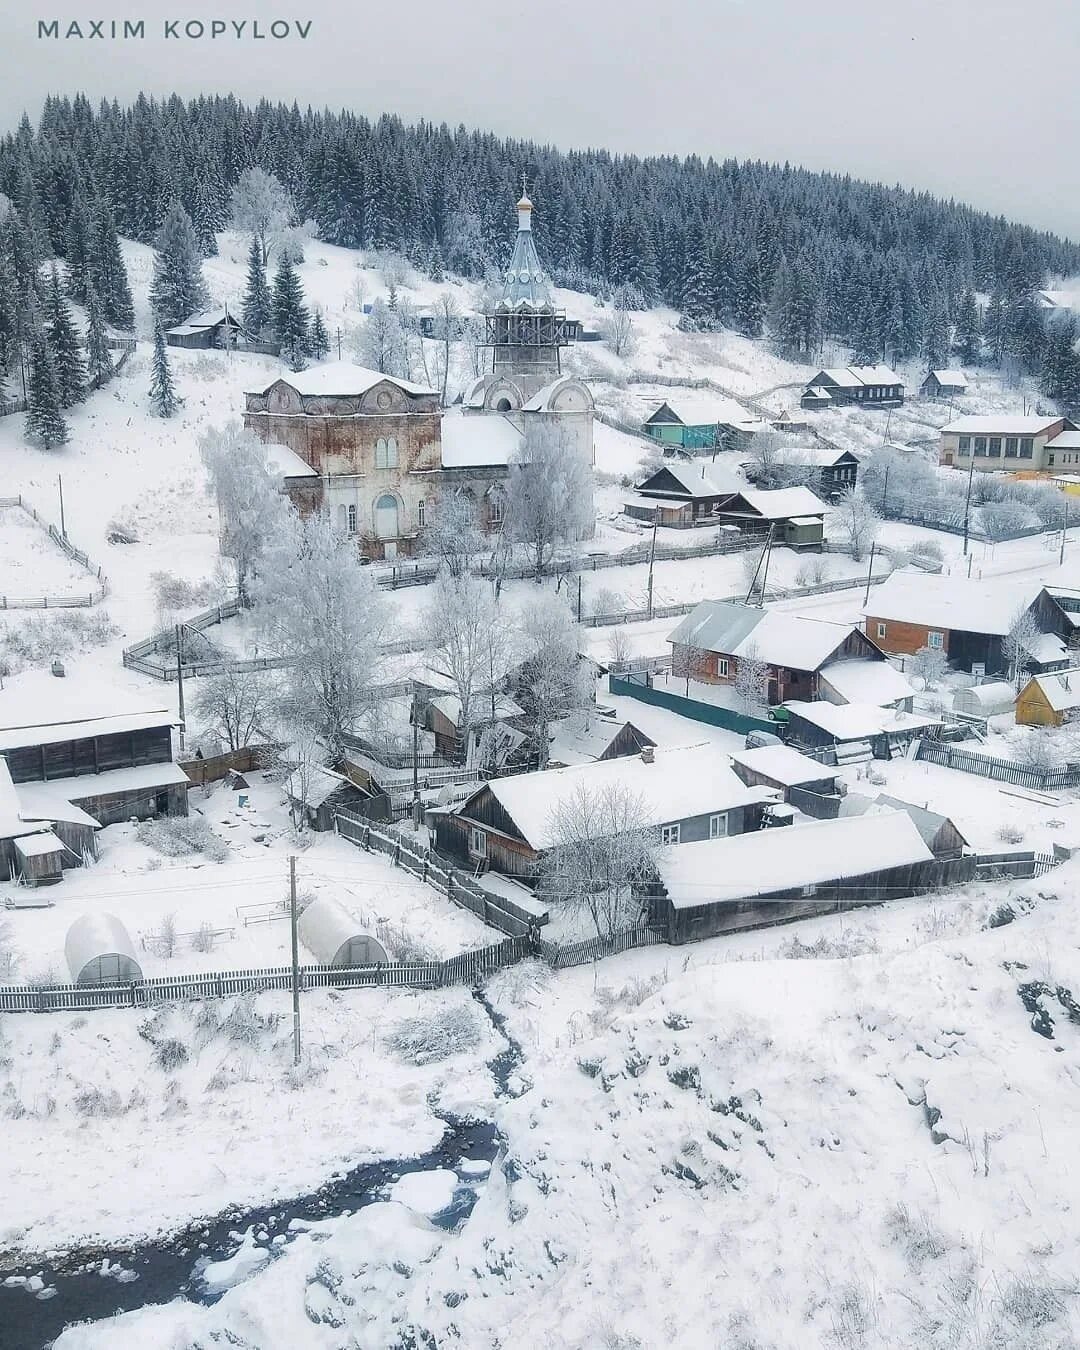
[877,622,887,639]
[974,437,987,456]
[927,631,944,649]
[1018,438,1034,458]
[987,437,1002,457]
[709,813,728,839]
[469,827,487,857]
[660,823,681,846]
[958,436,971,455]
[716,657,729,677]
[1005,437,1018,456]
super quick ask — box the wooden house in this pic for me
[729,745,841,818]
[166,306,265,351]
[624,460,744,528]
[1016,670,1080,727]
[920,370,968,400]
[708,487,828,547]
[0,697,188,828]
[669,600,887,707]
[782,700,940,760]
[801,366,904,410]
[751,446,859,501]
[285,763,390,831]
[652,811,935,942]
[863,573,1048,676]
[0,759,100,885]
[546,716,655,767]
[642,394,763,451]
[433,743,778,880]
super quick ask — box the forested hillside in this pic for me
[2,93,1080,394]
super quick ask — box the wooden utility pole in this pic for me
[646,507,659,620]
[289,855,301,1065]
[863,543,876,606]
[961,451,977,556]
[174,623,186,754]
[411,684,421,827]
[577,574,583,623]
[57,475,66,537]
[1062,495,1070,568]
[335,327,343,360]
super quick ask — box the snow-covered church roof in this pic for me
[496,193,554,312]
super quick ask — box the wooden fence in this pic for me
[914,739,1080,791]
[0,339,135,419]
[539,924,666,969]
[0,495,110,609]
[178,744,281,786]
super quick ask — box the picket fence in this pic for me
[915,739,1080,791]
[0,495,110,609]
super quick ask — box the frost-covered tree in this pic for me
[515,593,591,765]
[538,781,659,939]
[504,422,594,581]
[954,290,981,364]
[600,292,637,358]
[909,645,949,690]
[229,167,294,266]
[420,490,483,577]
[149,203,209,328]
[422,571,500,759]
[64,197,93,305]
[254,510,388,759]
[89,200,134,330]
[272,253,309,370]
[241,238,273,339]
[429,291,460,403]
[357,296,405,376]
[834,488,879,562]
[199,421,289,605]
[1003,606,1044,690]
[44,265,85,406]
[149,321,179,418]
[24,335,68,449]
[734,641,770,713]
[308,308,331,361]
[193,666,269,751]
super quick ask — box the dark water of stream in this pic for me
[1,990,524,1350]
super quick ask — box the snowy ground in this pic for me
[50,863,1080,1349]
[0,505,99,604]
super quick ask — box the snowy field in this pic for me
[0,505,98,603]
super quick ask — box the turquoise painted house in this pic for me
[643,395,762,451]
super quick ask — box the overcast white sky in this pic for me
[1,0,1077,239]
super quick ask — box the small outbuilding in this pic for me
[65,912,143,986]
[920,370,968,400]
[14,831,65,886]
[297,895,389,968]
[1015,670,1080,727]
[952,682,1016,720]
[285,764,389,831]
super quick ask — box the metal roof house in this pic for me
[1016,670,1080,727]
[801,366,904,410]
[920,370,968,399]
[65,913,143,986]
[297,895,389,968]
[642,394,764,451]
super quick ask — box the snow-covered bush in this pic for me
[136,815,230,862]
[150,570,217,616]
[375,919,435,963]
[154,1038,189,1072]
[0,919,18,980]
[219,997,281,1047]
[383,1004,481,1065]
[795,555,831,586]
[909,538,944,564]
[886,1203,948,1270]
[0,609,120,674]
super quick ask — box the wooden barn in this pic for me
[433,743,777,880]
[1015,670,1080,727]
[285,764,390,832]
[652,811,937,942]
[920,370,968,400]
[782,700,940,761]
[729,744,840,802]
[0,759,100,885]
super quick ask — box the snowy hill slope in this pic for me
[54,867,1080,1349]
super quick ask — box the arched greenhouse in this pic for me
[298,895,389,968]
[65,913,143,986]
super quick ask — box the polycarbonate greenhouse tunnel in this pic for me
[297,895,389,968]
[65,912,143,986]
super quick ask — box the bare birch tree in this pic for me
[420,491,483,577]
[422,571,499,759]
[253,511,387,760]
[193,667,271,752]
[538,782,659,939]
[199,421,290,606]
[835,488,879,562]
[1003,606,1043,690]
[505,421,594,581]
[517,593,592,765]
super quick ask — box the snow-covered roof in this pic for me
[668,601,857,671]
[1046,431,1080,449]
[778,446,853,467]
[462,376,487,409]
[263,442,317,478]
[734,487,827,520]
[547,716,651,766]
[440,408,522,468]
[849,364,902,385]
[1029,633,1069,665]
[637,460,741,499]
[1024,670,1080,713]
[60,762,191,800]
[15,830,64,859]
[429,692,524,727]
[284,765,353,809]
[0,696,174,753]
[297,894,387,967]
[729,744,836,788]
[952,681,1016,716]
[802,386,834,401]
[784,701,938,740]
[818,659,914,707]
[942,414,1063,435]
[463,743,777,851]
[521,376,587,412]
[0,759,45,839]
[925,370,968,389]
[657,810,933,908]
[817,368,865,389]
[645,392,755,427]
[864,573,1041,636]
[247,360,437,399]
[16,783,101,829]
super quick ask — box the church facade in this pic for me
[241,190,594,560]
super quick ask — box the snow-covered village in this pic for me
[5,60,1080,1350]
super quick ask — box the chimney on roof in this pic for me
[641,745,655,764]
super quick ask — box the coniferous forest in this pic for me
[3,92,1080,399]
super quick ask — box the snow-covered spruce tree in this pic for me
[271,253,309,370]
[504,421,594,582]
[429,239,445,282]
[89,200,134,330]
[149,322,179,418]
[954,290,981,364]
[149,203,209,329]
[24,335,69,449]
[190,173,222,257]
[538,781,659,940]
[64,196,93,305]
[44,265,85,406]
[308,308,331,361]
[199,421,289,605]
[84,285,111,387]
[922,295,950,373]
[241,238,273,339]
[254,510,388,761]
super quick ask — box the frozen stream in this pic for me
[1,992,523,1350]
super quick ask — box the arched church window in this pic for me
[418,499,426,529]
[386,436,398,468]
[375,437,387,469]
[495,398,512,412]
[347,504,357,534]
[374,493,399,540]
